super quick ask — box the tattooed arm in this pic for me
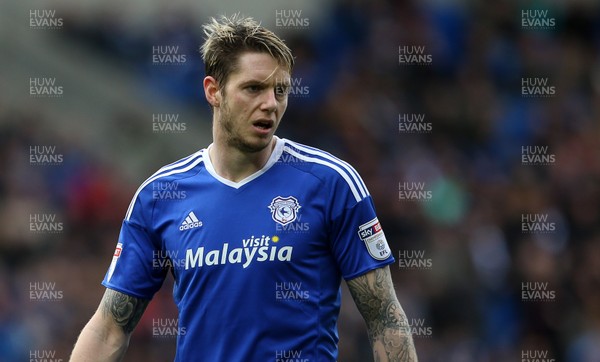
[346,266,418,362]
[70,288,150,361]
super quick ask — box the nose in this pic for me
[260,88,278,113]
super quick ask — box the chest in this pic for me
[152,176,329,278]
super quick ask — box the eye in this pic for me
[246,84,261,93]
[275,85,289,98]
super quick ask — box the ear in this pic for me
[203,76,221,108]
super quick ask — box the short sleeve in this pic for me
[101,192,167,299]
[330,195,395,281]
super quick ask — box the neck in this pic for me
[209,138,276,183]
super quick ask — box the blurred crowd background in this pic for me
[1,0,599,361]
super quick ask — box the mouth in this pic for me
[252,119,274,132]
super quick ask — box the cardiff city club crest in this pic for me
[268,196,301,226]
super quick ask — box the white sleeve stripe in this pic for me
[125,152,204,221]
[286,140,368,197]
[147,149,204,181]
[284,147,363,202]
[285,140,369,198]
[125,150,203,219]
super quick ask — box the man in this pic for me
[71,14,418,362]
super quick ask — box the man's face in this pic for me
[216,52,290,153]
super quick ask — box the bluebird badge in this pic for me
[268,196,301,226]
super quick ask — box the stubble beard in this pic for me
[219,99,273,154]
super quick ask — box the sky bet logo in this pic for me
[358,220,381,240]
[358,218,391,260]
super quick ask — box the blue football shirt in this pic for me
[102,136,395,361]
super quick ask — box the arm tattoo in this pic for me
[347,266,418,362]
[100,289,149,334]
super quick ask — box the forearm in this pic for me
[347,267,418,362]
[70,312,129,362]
[367,298,417,362]
[70,289,149,362]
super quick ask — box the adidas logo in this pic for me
[179,211,203,231]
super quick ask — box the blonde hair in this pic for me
[200,14,294,88]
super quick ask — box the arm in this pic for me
[346,266,418,362]
[70,288,150,362]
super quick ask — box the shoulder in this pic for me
[279,138,370,203]
[147,149,206,182]
[125,149,206,221]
